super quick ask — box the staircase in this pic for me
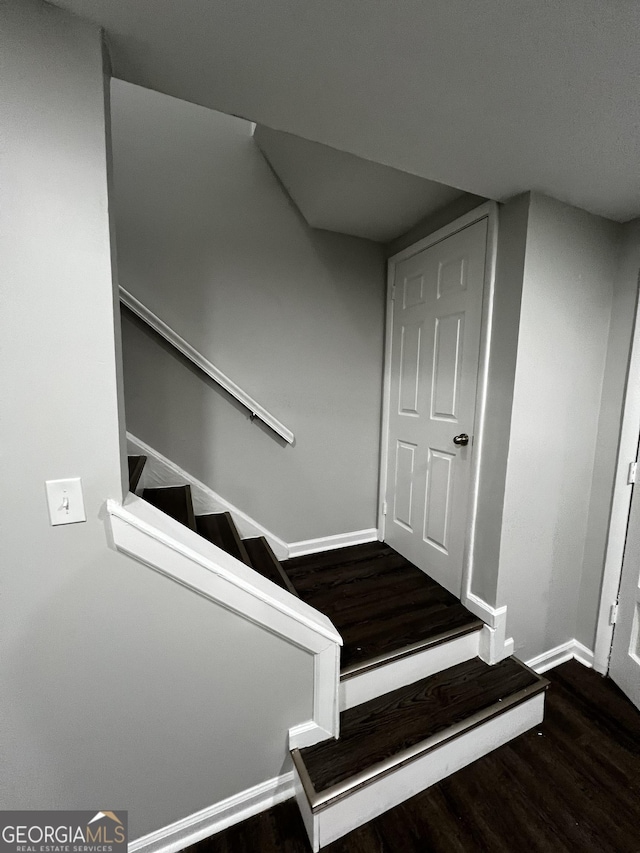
[127,454,548,851]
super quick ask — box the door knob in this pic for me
[453,433,469,446]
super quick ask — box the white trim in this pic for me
[461,203,499,605]
[378,202,499,610]
[594,280,640,674]
[462,590,505,630]
[126,432,289,559]
[525,639,595,674]
[460,591,513,664]
[479,624,514,665]
[289,721,334,750]
[129,772,294,853]
[296,693,545,852]
[107,495,341,738]
[340,629,480,711]
[287,529,379,559]
[120,287,294,444]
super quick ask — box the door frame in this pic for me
[378,201,498,605]
[594,275,640,674]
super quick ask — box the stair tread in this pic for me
[283,542,481,672]
[196,512,252,566]
[127,455,146,492]
[143,485,197,531]
[243,537,299,596]
[297,656,547,802]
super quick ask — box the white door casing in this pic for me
[381,217,488,596]
[609,459,640,711]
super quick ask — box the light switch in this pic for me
[45,478,86,525]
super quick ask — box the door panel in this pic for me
[384,218,487,595]
[609,465,640,710]
[399,322,422,415]
[432,312,464,420]
[393,440,416,532]
[424,448,454,553]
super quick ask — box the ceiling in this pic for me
[254,126,465,242]
[51,0,640,222]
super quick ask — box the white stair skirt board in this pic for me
[340,628,481,711]
[294,692,545,852]
[127,433,377,561]
[129,771,294,853]
[525,639,595,674]
[127,432,289,558]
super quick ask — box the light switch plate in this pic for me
[45,478,86,525]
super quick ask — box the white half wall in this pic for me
[0,1,316,840]
[111,80,385,544]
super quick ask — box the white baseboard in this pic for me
[288,529,379,558]
[289,720,334,750]
[127,433,289,558]
[525,639,595,674]
[129,772,294,853]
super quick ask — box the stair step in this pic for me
[142,485,197,531]
[127,455,146,492]
[283,542,483,710]
[339,619,483,711]
[243,537,299,596]
[292,656,548,850]
[283,542,481,673]
[196,512,252,566]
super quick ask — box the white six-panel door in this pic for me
[383,218,487,596]
[609,459,640,711]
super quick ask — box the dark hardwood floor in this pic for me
[282,542,482,671]
[184,661,640,853]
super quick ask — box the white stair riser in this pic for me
[295,692,545,852]
[340,629,481,711]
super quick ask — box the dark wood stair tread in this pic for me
[196,512,251,566]
[296,656,548,803]
[243,537,299,596]
[143,485,197,531]
[283,542,482,672]
[127,455,146,492]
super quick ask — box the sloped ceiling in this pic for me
[254,126,465,242]
[51,0,640,221]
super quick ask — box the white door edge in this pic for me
[378,201,498,605]
[594,274,640,674]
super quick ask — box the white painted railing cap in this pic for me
[107,494,341,649]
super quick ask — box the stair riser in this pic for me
[340,629,480,711]
[295,691,545,852]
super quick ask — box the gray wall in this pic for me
[111,80,386,543]
[498,194,620,659]
[576,219,640,648]
[0,0,314,838]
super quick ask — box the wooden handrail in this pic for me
[119,286,294,444]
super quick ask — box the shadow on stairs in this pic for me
[126,454,548,851]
